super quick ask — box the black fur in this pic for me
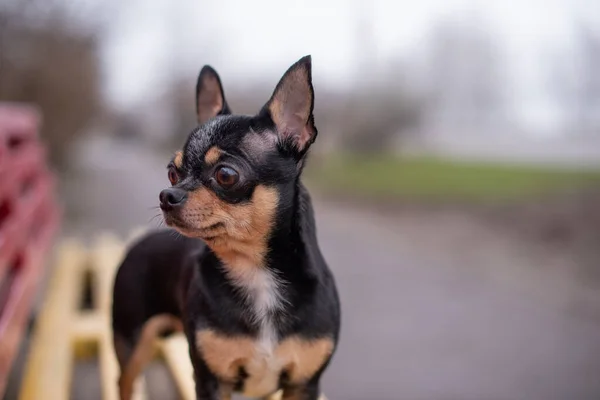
[112,56,340,400]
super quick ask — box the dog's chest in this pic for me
[196,330,334,398]
[244,267,282,344]
[196,268,333,397]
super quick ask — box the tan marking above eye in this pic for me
[196,330,334,396]
[173,150,183,169]
[204,146,221,165]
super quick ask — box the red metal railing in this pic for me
[0,103,59,394]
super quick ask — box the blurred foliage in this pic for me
[165,75,424,156]
[0,0,108,170]
[306,154,600,203]
[550,24,600,134]
[424,16,506,129]
[328,84,423,154]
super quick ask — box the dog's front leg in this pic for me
[186,342,224,400]
[192,362,229,400]
[279,380,322,400]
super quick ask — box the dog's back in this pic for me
[111,229,203,398]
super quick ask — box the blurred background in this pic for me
[2,0,600,399]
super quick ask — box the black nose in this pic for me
[159,188,187,210]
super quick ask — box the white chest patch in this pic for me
[234,267,285,349]
[227,266,287,396]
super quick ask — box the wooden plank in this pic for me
[72,312,102,359]
[0,101,58,397]
[97,329,121,400]
[90,233,125,400]
[158,334,195,400]
[71,232,148,400]
[91,233,124,314]
[72,312,104,341]
[19,240,86,400]
[19,230,329,400]
[131,376,148,400]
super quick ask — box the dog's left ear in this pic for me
[196,65,230,125]
[263,55,317,155]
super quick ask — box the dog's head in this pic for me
[160,56,317,265]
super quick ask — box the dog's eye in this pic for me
[168,167,179,185]
[215,166,239,188]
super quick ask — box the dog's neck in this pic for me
[266,180,324,283]
[199,180,324,342]
[208,179,322,281]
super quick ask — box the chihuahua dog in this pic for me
[111,56,341,400]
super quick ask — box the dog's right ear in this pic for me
[195,66,230,125]
[262,55,316,158]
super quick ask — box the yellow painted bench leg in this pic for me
[159,335,195,400]
[19,240,87,400]
[91,234,126,400]
[19,228,328,400]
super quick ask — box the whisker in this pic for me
[149,213,163,223]
[168,229,182,240]
[149,213,167,229]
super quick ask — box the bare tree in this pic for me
[0,0,110,169]
[424,16,506,131]
[572,24,600,134]
[548,23,600,135]
[334,1,423,154]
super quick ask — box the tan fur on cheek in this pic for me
[184,185,279,268]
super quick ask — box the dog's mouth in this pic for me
[163,211,227,240]
[162,212,189,229]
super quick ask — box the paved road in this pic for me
[317,205,600,400]
[60,136,600,400]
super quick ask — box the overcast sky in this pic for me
[101,0,599,132]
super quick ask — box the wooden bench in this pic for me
[18,229,327,400]
[18,229,196,400]
[0,103,59,396]
[1,103,327,400]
